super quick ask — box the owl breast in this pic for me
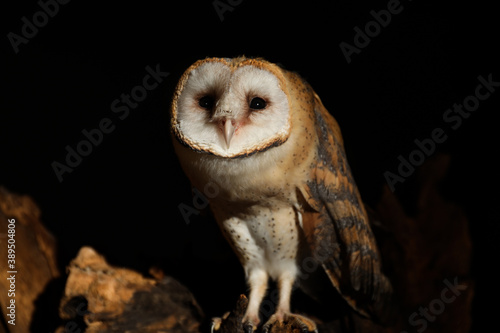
[212,198,301,280]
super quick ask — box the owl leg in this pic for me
[262,273,318,333]
[242,268,269,332]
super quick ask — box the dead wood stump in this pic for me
[57,246,203,332]
[0,187,60,332]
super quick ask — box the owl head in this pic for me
[171,57,292,158]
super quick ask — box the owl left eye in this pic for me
[249,97,266,110]
[198,95,215,110]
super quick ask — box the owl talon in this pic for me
[243,320,256,333]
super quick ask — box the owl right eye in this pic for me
[198,96,215,110]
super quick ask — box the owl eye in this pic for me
[198,95,215,110]
[249,97,266,110]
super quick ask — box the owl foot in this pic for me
[241,311,260,333]
[242,319,258,333]
[262,312,317,333]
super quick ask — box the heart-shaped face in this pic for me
[171,57,291,158]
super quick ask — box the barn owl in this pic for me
[170,57,392,332]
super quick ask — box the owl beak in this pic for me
[222,119,235,149]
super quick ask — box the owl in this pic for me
[170,57,392,332]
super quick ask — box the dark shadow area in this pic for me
[30,277,67,332]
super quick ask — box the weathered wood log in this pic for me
[56,246,203,332]
[0,187,60,332]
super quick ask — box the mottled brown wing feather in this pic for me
[298,94,392,320]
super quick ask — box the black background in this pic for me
[1,0,498,331]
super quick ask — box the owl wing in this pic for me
[297,93,392,320]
